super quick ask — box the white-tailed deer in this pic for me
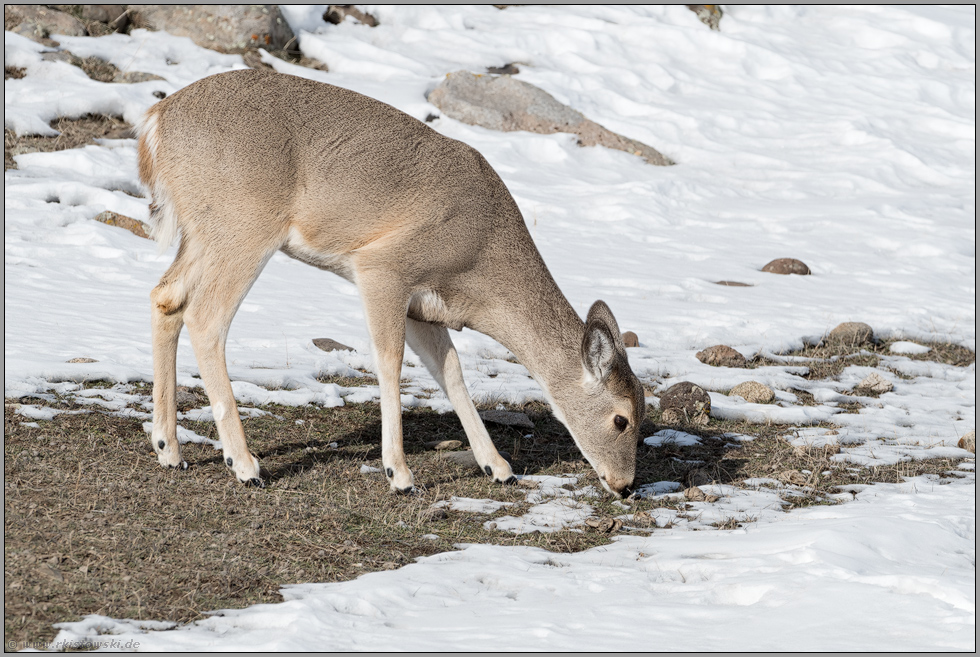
[138,69,644,497]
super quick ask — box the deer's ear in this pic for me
[585,300,625,350]
[582,314,618,382]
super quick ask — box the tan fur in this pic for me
[140,69,645,496]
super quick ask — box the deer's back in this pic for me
[146,69,528,273]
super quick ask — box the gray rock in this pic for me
[958,430,975,454]
[424,440,463,451]
[696,345,748,368]
[479,409,534,430]
[659,382,711,426]
[93,211,149,239]
[323,5,379,27]
[132,5,296,52]
[7,5,88,43]
[761,258,811,275]
[428,71,673,166]
[687,4,723,31]
[856,372,892,395]
[828,322,874,346]
[114,71,166,84]
[66,357,98,363]
[313,338,354,352]
[729,381,775,404]
[441,449,512,470]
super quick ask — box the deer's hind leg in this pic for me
[405,319,515,484]
[160,228,282,485]
[150,239,193,470]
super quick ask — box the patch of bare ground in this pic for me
[5,393,971,646]
[5,115,133,171]
[750,339,975,380]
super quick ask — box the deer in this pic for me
[138,69,645,498]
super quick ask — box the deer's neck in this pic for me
[473,256,585,395]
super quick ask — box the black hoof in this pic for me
[167,461,188,470]
[396,485,415,495]
[245,477,265,488]
[501,475,517,485]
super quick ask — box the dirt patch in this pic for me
[5,115,133,171]
[5,390,971,646]
[750,338,975,380]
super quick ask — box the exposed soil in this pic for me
[5,387,971,648]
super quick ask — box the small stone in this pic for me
[175,386,202,407]
[66,357,98,363]
[424,440,462,451]
[761,258,811,275]
[686,4,723,30]
[487,63,520,75]
[685,469,713,487]
[586,517,622,533]
[441,449,512,470]
[113,71,166,83]
[621,331,640,348]
[423,507,449,521]
[312,338,354,352]
[478,409,534,430]
[729,381,775,404]
[684,486,706,501]
[714,280,752,287]
[777,470,808,486]
[323,5,379,27]
[38,563,64,582]
[660,382,711,426]
[856,372,893,395]
[958,430,975,454]
[93,211,150,239]
[696,345,748,368]
[827,322,874,346]
[6,5,88,44]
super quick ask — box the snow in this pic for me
[4,4,975,652]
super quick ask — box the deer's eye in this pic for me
[614,415,628,432]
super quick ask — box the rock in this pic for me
[714,280,752,287]
[729,381,775,404]
[761,258,811,275]
[441,449,512,470]
[685,469,713,487]
[684,486,719,503]
[958,430,975,454]
[660,382,711,426]
[428,71,673,166]
[66,357,98,363]
[132,5,296,52]
[93,211,150,239]
[696,345,748,368]
[585,517,623,533]
[78,5,128,27]
[424,440,462,451]
[37,563,64,582]
[6,5,88,43]
[114,71,166,84]
[828,322,874,346]
[487,63,520,75]
[856,372,893,395]
[323,5,379,27]
[175,386,202,408]
[622,331,639,348]
[478,409,534,430]
[686,4,723,30]
[777,470,808,486]
[312,338,354,352]
[423,507,449,521]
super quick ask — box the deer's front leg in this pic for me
[359,276,414,493]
